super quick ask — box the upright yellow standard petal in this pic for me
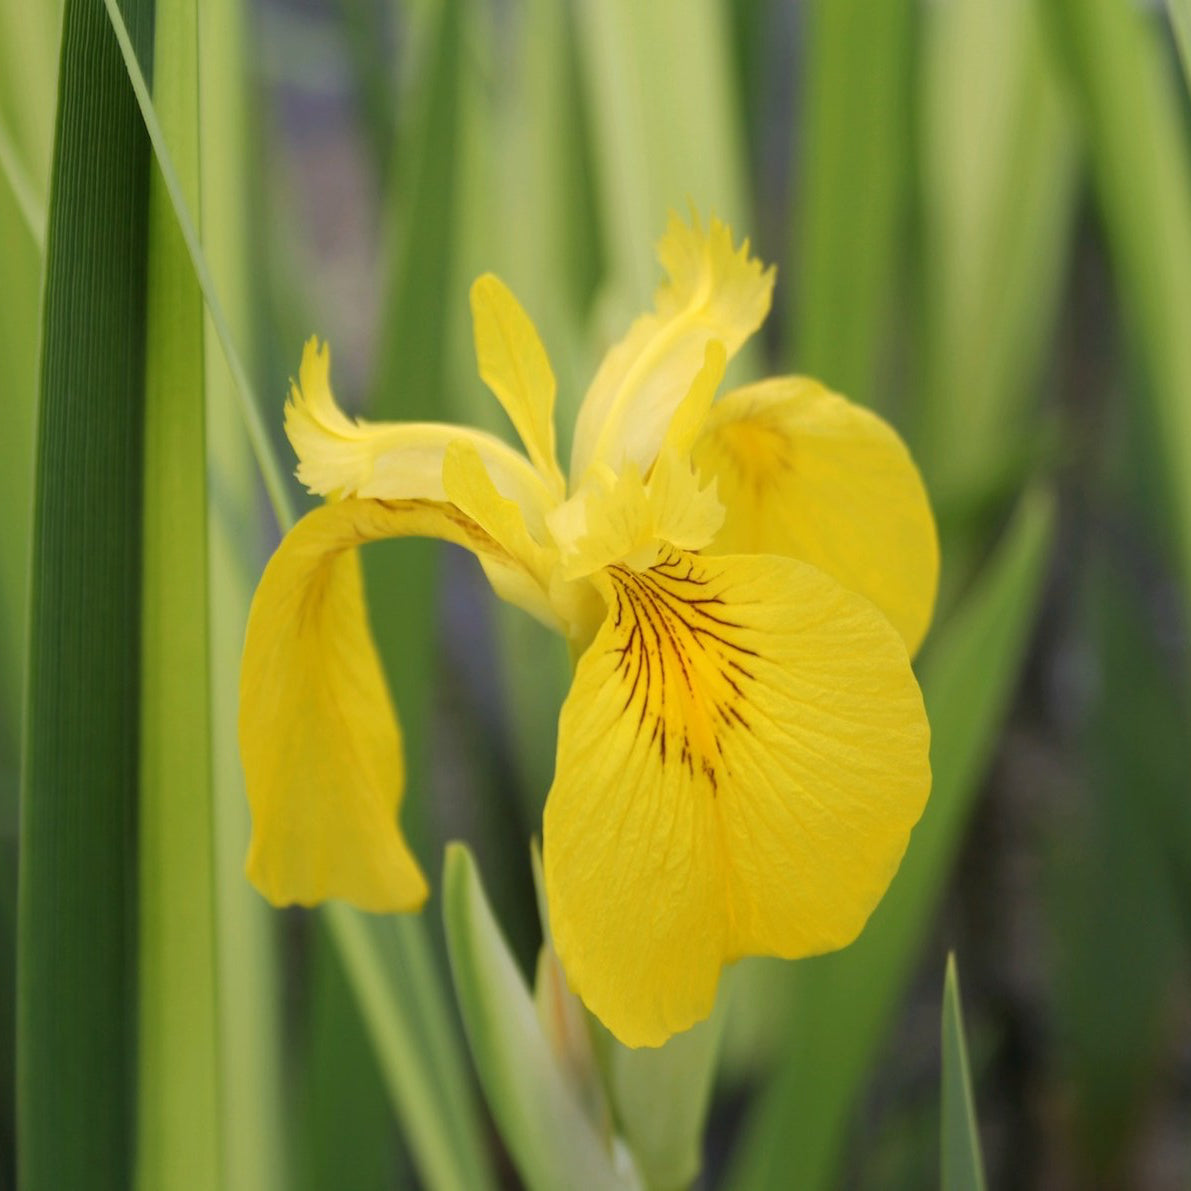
[569,214,775,483]
[470,275,566,497]
[285,338,555,536]
[542,549,930,1047]
[240,497,541,911]
[692,379,939,656]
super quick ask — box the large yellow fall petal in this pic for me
[470,274,566,497]
[240,497,538,911]
[542,549,930,1047]
[285,338,555,537]
[692,378,939,656]
[569,214,775,483]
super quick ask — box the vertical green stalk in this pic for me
[1044,0,1191,632]
[791,0,913,406]
[137,0,220,1186]
[573,0,749,312]
[18,1,153,1187]
[199,0,288,1183]
[366,0,464,858]
[940,956,988,1191]
[916,0,1076,523]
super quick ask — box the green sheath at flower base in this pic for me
[238,212,938,1049]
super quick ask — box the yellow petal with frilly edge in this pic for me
[692,378,939,656]
[240,497,544,911]
[542,549,930,1047]
[285,338,555,538]
[569,214,774,484]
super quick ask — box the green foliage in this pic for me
[19,3,153,1187]
[791,0,913,408]
[443,844,635,1191]
[137,1,220,1186]
[8,1,1191,1187]
[940,956,987,1191]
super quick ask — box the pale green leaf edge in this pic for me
[941,954,988,1191]
[443,843,639,1191]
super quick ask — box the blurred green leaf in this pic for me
[727,486,1055,1191]
[940,955,987,1191]
[298,922,401,1191]
[103,2,494,1181]
[1047,548,1188,1173]
[199,0,288,1182]
[0,0,60,193]
[365,0,465,859]
[101,0,295,529]
[1045,0,1191,629]
[917,0,1076,523]
[136,1,220,1187]
[18,1,153,1185]
[603,985,728,1191]
[1169,0,1191,92]
[443,843,638,1191]
[791,0,913,407]
[324,905,496,1191]
[573,0,749,315]
[0,114,44,247]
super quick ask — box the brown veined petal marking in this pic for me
[542,548,931,1048]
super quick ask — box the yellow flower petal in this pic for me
[569,214,775,483]
[662,339,727,457]
[542,549,930,1047]
[547,452,722,582]
[692,378,939,656]
[442,438,561,628]
[286,338,554,537]
[470,274,565,497]
[240,497,541,911]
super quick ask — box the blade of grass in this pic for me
[136,1,220,1186]
[727,486,1055,1191]
[199,0,288,1183]
[1169,0,1191,90]
[18,1,154,1186]
[791,0,913,408]
[0,0,61,193]
[0,114,44,249]
[1045,0,1191,634]
[297,922,401,1191]
[365,0,464,860]
[323,906,496,1191]
[102,3,494,1184]
[941,955,988,1191]
[100,0,295,531]
[917,0,1076,523]
[0,157,42,771]
[573,0,750,311]
[1046,548,1187,1170]
[443,844,638,1191]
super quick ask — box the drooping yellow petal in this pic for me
[470,274,565,497]
[692,378,940,656]
[442,438,561,629]
[240,497,542,911]
[285,338,554,537]
[542,549,930,1047]
[569,214,775,483]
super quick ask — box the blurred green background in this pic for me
[2,0,1191,1187]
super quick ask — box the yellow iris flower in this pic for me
[239,214,938,1048]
